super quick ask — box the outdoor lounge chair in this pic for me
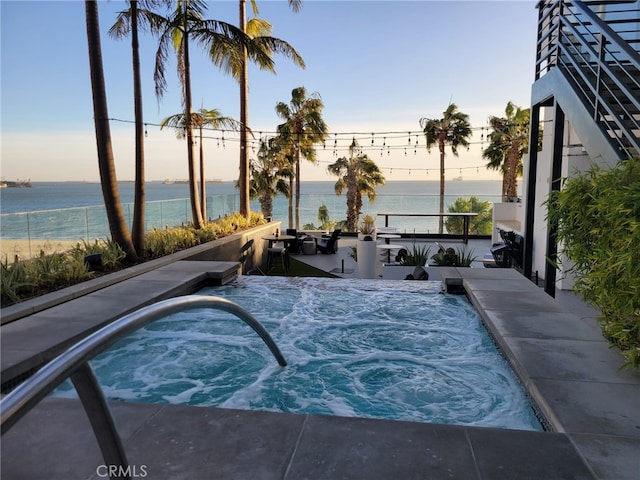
[316,229,341,254]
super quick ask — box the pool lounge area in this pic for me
[1,242,639,479]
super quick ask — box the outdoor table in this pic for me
[378,233,401,244]
[262,235,295,248]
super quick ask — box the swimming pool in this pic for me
[58,277,542,431]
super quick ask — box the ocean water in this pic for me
[0,180,503,240]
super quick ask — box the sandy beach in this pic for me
[1,239,80,262]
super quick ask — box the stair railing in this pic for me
[535,0,639,157]
[0,295,287,480]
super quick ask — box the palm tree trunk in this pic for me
[85,0,137,262]
[199,124,206,220]
[182,7,204,229]
[288,175,294,228]
[238,0,251,218]
[438,139,445,234]
[505,143,520,201]
[131,0,145,256]
[295,140,301,230]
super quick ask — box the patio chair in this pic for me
[316,229,341,254]
[285,228,305,254]
[239,239,264,275]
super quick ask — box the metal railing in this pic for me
[0,296,287,479]
[535,0,640,158]
[1,193,502,259]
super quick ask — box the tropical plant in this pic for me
[84,0,138,262]
[302,204,339,231]
[431,246,477,267]
[483,101,530,201]
[327,138,386,232]
[420,103,472,234]
[358,214,376,236]
[399,242,431,267]
[108,0,170,256]
[445,196,493,235]
[275,86,329,230]
[148,0,271,228]
[161,108,242,220]
[228,0,305,217]
[546,158,640,369]
[248,137,290,219]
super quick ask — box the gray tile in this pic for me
[464,277,541,293]
[570,433,640,480]
[470,290,566,312]
[286,415,479,480]
[121,406,305,480]
[1,397,161,480]
[482,309,604,341]
[506,338,636,383]
[468,428,594,480]
[530,379,640,438]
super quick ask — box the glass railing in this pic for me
[0,193,502,259]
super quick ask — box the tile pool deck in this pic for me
[1,243,639,479]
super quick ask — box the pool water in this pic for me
[57,277,542,431]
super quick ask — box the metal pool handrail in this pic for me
[0,296,287,478]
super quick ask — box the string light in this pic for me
[106,116,538,175]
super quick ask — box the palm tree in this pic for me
[483,101,530,201]
[109,0,169,256]
[152,0,268,228]
[208,0,305,218]
[160,108,242,219]
[275,87,329,230]
[420,103,472,234]
[327,138,385,232]
[84,0,138,262]
[249,137,291,219]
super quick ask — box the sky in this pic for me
[1,0,538,183]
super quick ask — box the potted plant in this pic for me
[356,215,377,278]
[382,242,433,280]
[358,214,376,240]
[430,245,477,267]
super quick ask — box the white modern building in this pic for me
[520,0,639,295]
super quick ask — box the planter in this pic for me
[356,238,377,279]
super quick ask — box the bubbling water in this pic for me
[57,277,542,431]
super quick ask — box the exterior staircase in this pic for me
[533,0,639,160]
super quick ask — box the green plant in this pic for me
[71,239,126,270]
[359,214,376,235]
[430,246,477,267]
[445,196,493,235]
[546,158,640,369]
[399,243,431,266]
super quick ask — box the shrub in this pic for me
[445,196,493,235]
[399,242,431,266]
[430,245,477,267]
[546,158,640,369]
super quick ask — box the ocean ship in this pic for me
[163,178,223,184]
[0,179,32,188]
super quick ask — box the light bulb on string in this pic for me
[371,133,374,146]
[144,123,148,138]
